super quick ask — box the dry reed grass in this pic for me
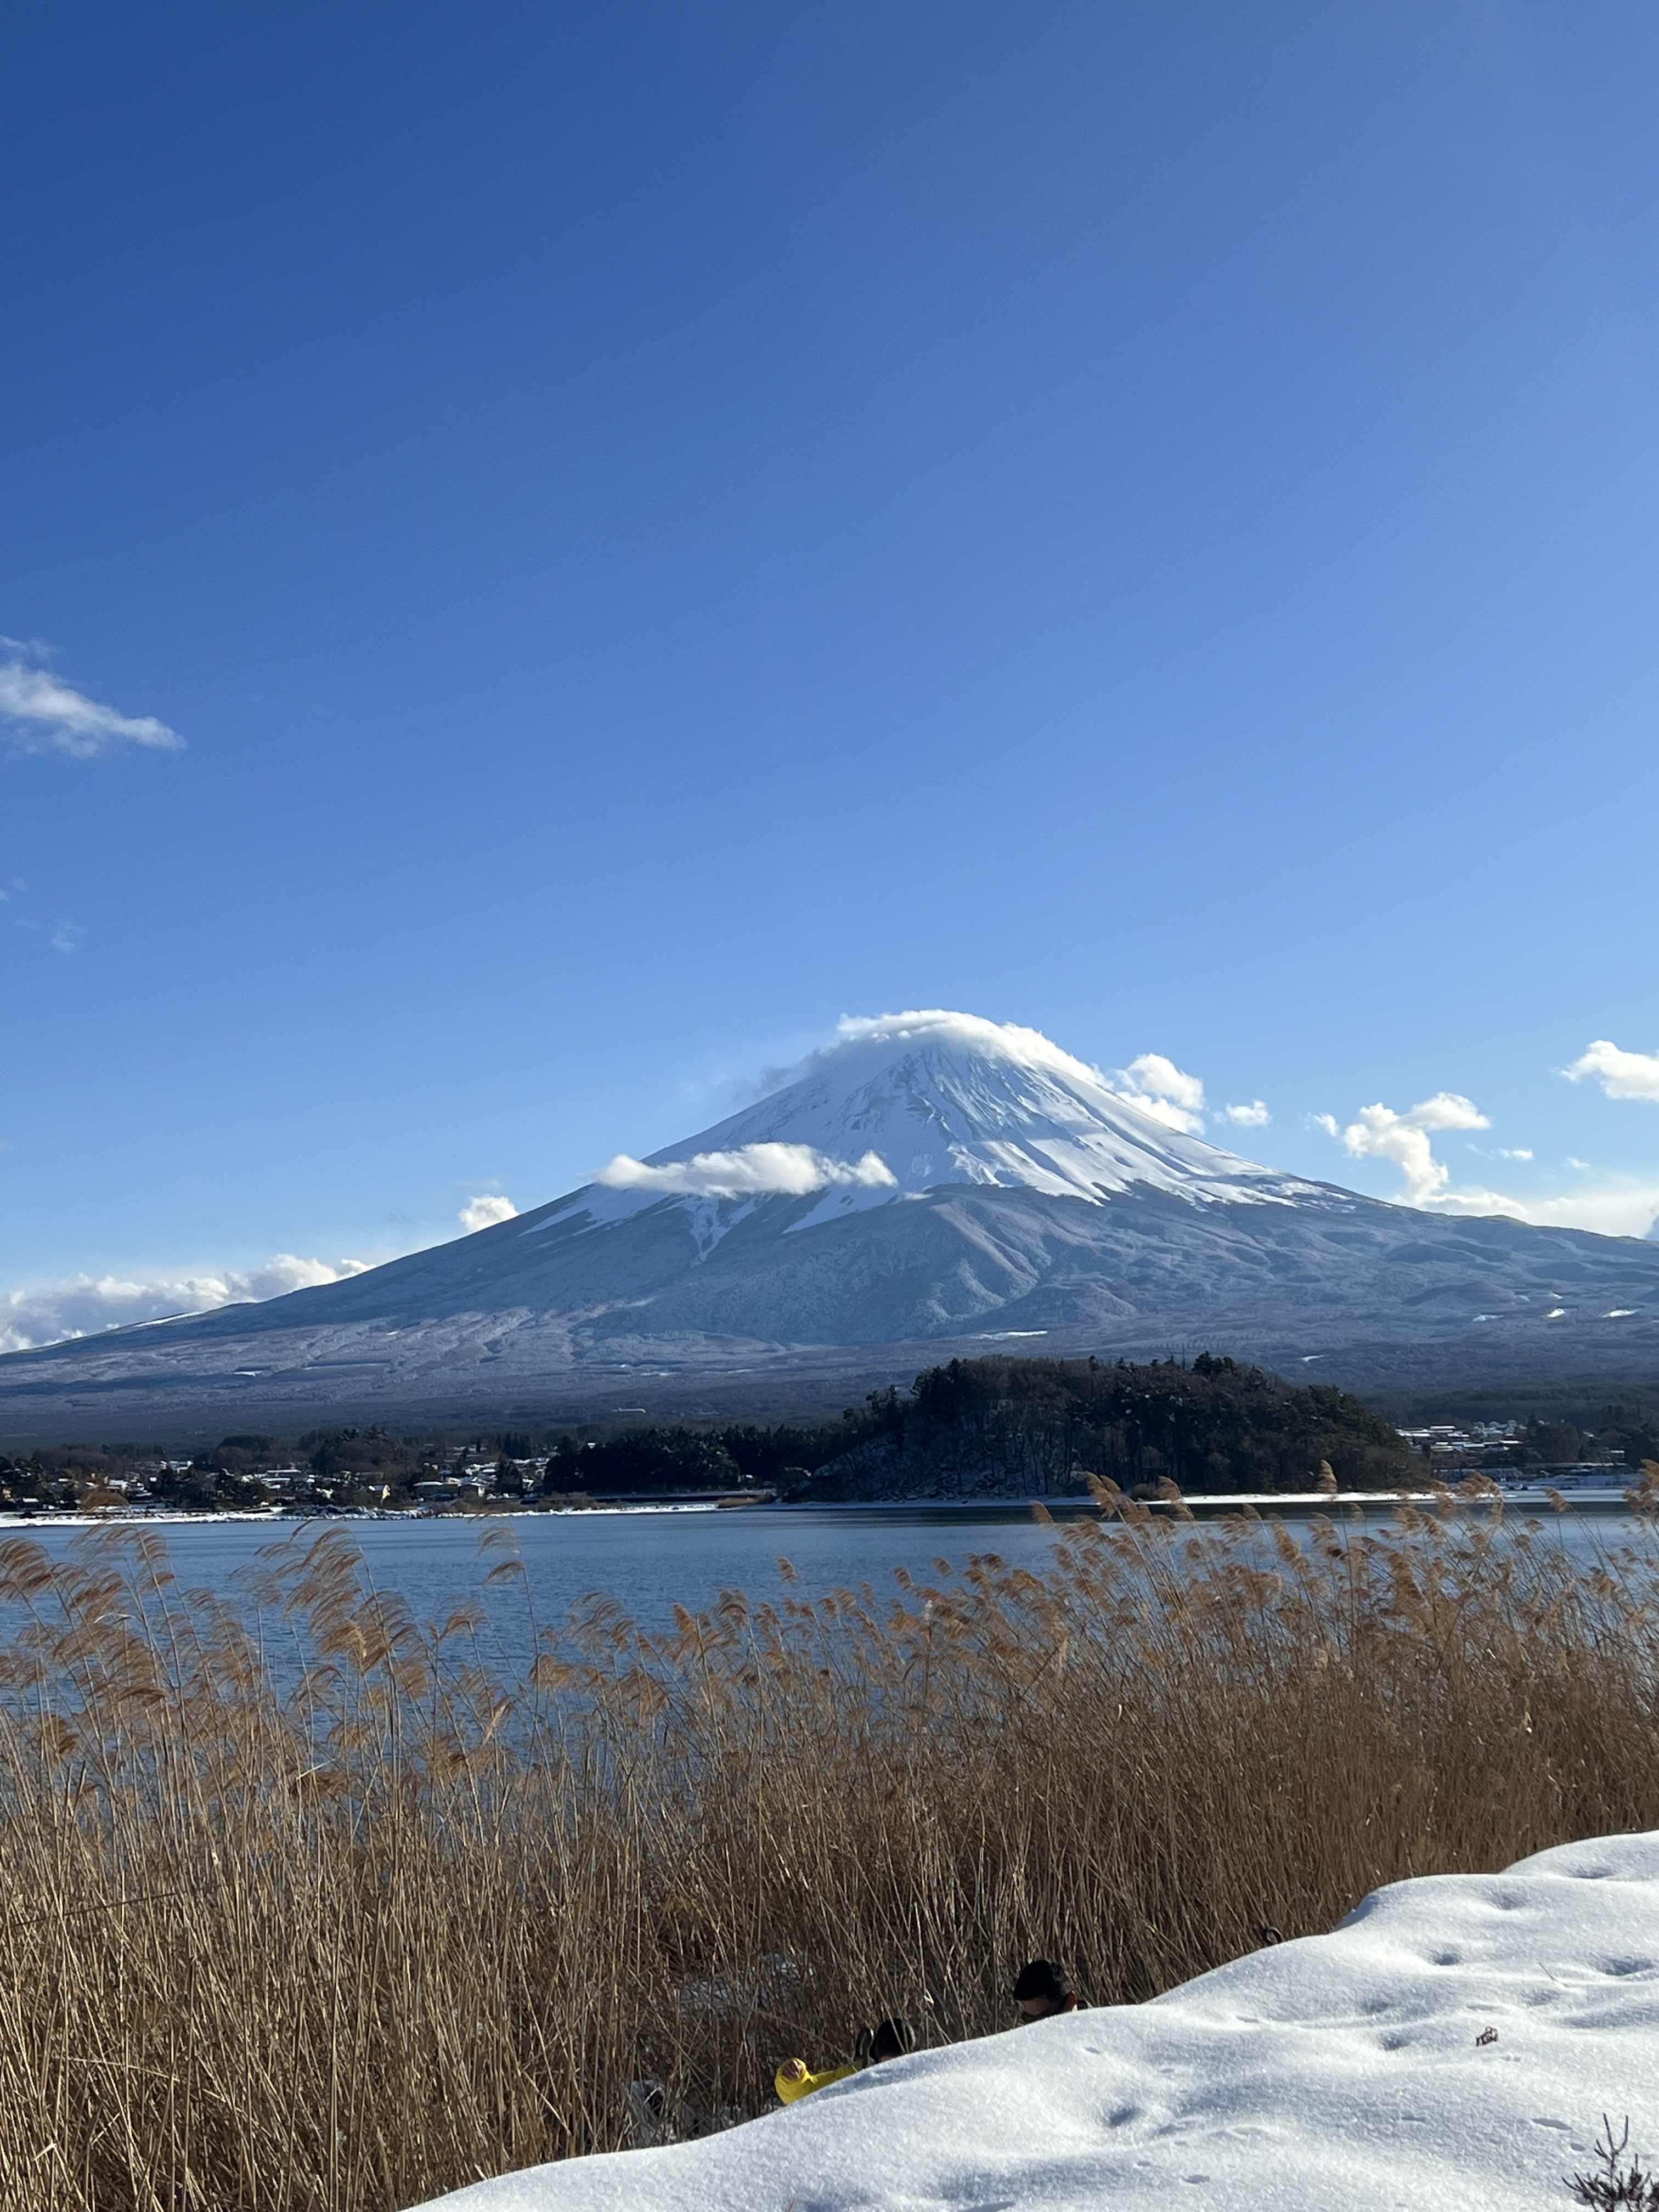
[0,1488,1654,2211]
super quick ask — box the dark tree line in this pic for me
[802,1353,1417,1499]
[1519,1404,1659,1470]
[554,1355,1417,1499]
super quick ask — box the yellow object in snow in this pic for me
[775,2058,857,2104]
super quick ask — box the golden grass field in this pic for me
[0,1482,1654,2211]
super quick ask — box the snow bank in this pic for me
[415,1831,1659,2212]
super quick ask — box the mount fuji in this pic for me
[8,1010,1659,1440]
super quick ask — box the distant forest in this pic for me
[17,1356,1659,1513]
[529,1356,1423,1499]
[4,1353,1441,1508]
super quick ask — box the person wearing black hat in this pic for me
[1011,1960,1083,2022]
[860,2017,918,2064]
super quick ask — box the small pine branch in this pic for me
[1566,2117,1659,2209]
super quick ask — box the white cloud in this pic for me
[0,658,183,759]
[833,1009,1101,1086]
[50,922,83,954]
[809,1009,1122,1110]
[1400,1093,1490,1132]
[596,1141,898,1200]
[1564,1039,1659,1104]
[459,1193,518,1233]
[1434,1181,1659,1238]
[1320,1092,1491,1206]
[1112,1052,1207,1135]
[0,1253,371,1355]
[1497,1147,1533,1162]
[1221,1101,1271,1127]
[1318,1093,1659,1235]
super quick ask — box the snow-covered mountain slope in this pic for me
[416,1829,1659,2212]
[11,1011,1659,1434]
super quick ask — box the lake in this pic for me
[0,1497,1648,1650]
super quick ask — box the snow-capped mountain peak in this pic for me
[554,1011,1318,1242]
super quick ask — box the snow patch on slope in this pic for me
[414,1828,1659,2212]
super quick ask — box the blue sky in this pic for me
[8,0,1659,1337]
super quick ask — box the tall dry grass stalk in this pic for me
[0,1493,1654,2210]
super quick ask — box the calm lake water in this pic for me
[4,1505,1076,1641]
[1,1498,1649,1650]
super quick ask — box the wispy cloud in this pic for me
[1221,1100,1271,1127]
[1316,1092,1491,1206]
[459,1193,517,1233]
[0,1253,371,1355]
[0,657,183,759]
[1565,1039,1659,1104]
[1434,1178,1659,1238]
[597,1142,897,1200]
[1112,1052,1206,1135]
[50,922,83,954]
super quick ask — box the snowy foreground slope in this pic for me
[418,1832,1659,2212]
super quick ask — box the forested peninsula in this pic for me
[769,1353,1416,1500]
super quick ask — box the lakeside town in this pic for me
[0,1403,1648,1521]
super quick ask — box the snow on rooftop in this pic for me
[413,1829,1659,2212]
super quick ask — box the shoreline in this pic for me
[0,1485,1638,1532]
